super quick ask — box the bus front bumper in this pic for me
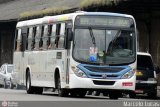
[69,74,136,91]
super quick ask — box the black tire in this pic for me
[70,89,86,98]
[129,92,136,98]
[147,92,157,99]
[8,80,14,89]
[109,92,119,99]
[34,87,43,94]
[0,84,3,88]
[94,91,100,96]
[87,91,93,95]
[77,91,86,97]
[15,84,20,89]
[4,80,7,89]
[103,92,108,96]
[57,76,68,97]
[26,72,34,94]
[70,90,78,97]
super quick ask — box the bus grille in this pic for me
[93,80,115,85]
[90,74,118,78]
[84,66,123,73]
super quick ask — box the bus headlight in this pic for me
[71,66,87,78]
[121,70,134,79]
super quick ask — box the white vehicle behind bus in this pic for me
[0,64,17,89]
[129,52,157,98]
[14,11,137,99]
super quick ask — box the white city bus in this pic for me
[14,11,137,99]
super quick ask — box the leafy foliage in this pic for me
[80,0,122,9]
[19,7,68,20]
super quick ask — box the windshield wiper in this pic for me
[89,27,96,47]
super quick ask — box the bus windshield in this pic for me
[73,15,136,65]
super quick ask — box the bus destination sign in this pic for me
[75,15,133,28]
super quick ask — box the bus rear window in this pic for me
[137,55,154,70]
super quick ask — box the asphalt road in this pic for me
[0,88,159,101]
[0,88,160,107]
[0,88,128,101]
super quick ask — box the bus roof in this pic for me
[16,11,134,28]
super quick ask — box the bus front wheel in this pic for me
[57,76,68,97]
[77,90,86,97]
[109,92,120,99]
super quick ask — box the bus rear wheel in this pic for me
[4,79,7,89]
[8,80,14,89]
[34,87,43,94]
[26,72,34,94]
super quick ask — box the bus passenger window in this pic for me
[39,26,44,50]
[47,25,52,49]
[43,25,48,49]
[58,23,65,49]
[26,28,29,50]
[16,29,22,51]
[28,27,33,51]
[35,26,41,50]
[55,24,61,48]
[31,27,36,50]
[48,24,56,49]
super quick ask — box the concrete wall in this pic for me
[150,19,160,66]
[136,18,160,85]
[150,19,160,85]
[0,30,14,65]
[136,21,149,53]
[0,21,16,66]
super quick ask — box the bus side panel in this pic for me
[13,52,23,85]
[27,50,67,88]
[50,50,68,88]
[46,50,68,88]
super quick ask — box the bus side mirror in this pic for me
[67,28,73,41]
[65,28,73,49]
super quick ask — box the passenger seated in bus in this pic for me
[107,36,130,57]
[31,40,35,50]
[55,36,60,48]
[47,37,56,49]
[39,39,43,50]
[112,37,124,49]
[107,37,123,54]
[16,41,21,51]
[58,36,64,49]
[48,42,52,49]
[47,36,59,49]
